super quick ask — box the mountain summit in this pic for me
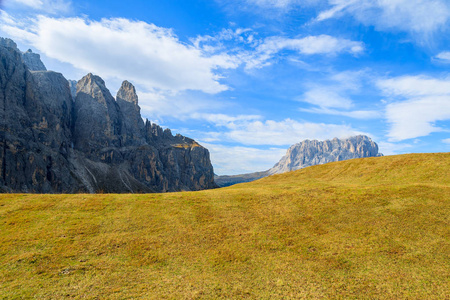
[268,135,382,175]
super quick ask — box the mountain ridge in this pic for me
[0,37,217,193]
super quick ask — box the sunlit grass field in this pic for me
[1,153,449,299]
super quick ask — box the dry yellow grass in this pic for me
[0,153,449,299]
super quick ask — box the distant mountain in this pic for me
[0,38,216,193]
[215,135,382,187]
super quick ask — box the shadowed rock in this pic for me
[22,49,47,71]
[0,38,217,193]
[116,80,145,146]
[74,73,124,153]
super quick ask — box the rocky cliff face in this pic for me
[215,135,382,187]
[0,38,216,193]
[22,49,47,71]
[268,135,382,175]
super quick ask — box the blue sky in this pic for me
[1,0,450,175]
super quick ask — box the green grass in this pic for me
[0,153,449,299]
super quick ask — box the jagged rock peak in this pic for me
[0,37,18,50]
[117,80,138,105]
[79,73,105,86]
[76,73,109,98]
[22,49,47,71]
[268,135,382,175]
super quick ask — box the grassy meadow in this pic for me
[0,153,449,299]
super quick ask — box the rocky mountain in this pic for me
[0,38,216,193]
[215,135,382,187]
[268,135,382,175]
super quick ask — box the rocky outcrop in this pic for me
[268,135,382,175]
[22,49,47,71]
[116,80,145,146]
[74,73,124,153]
[215,135,382,187]
[0,38,216,193]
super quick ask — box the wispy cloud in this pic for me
[316,0,450,37]
[193,29,365,70]
[298,70,381,119]
[300,106,381,119]
[245,35,364,69]
[378,75,450,141]
[434,51,450,63]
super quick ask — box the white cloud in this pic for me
[2,16,238,94]
[298,70,381,119]
[385,96,450,141]
[434,51,450,63]
[300,107,381,119]
[247,35,363,69]
[302,89,353,109]
[378,76,450,141]
[203,143,286,175]
[259,35,363,55]
[0,11,37,42]
[378,75,450,97]
[193,29,364,70]
[0,10,18,26]
[442,138,450,144]
[317,0,450,35]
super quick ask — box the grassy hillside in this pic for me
[1,153,449,299]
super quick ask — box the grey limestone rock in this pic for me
[0,38,217,193]
[116,80,145,146]
[268,135,382,175]
[0,40,79,192]
[74,73,124,153]
[0,37,18,51]
[22,49,47,71]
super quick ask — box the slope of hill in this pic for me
[0,153,449,299]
